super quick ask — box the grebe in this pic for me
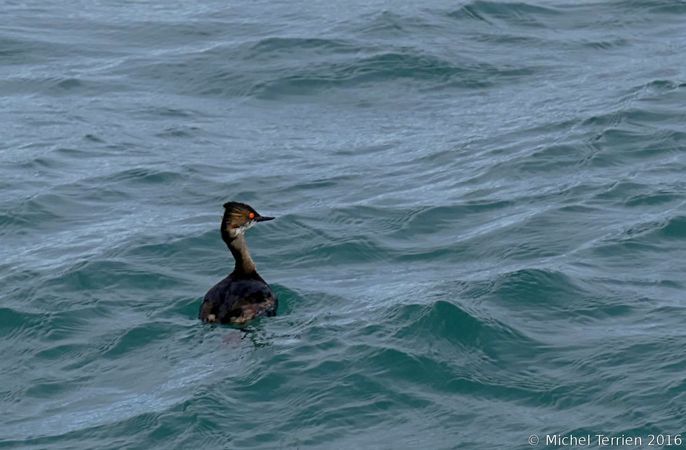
[199,202,277,325]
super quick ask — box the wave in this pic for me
[590,214,686,254]
[447,1,561,26]
[0,76,128,97]
[608,0,686,14]
[390,299,537,351]
[246,36,361,55]
[121,41,536,99]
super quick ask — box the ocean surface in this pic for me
[2,0,686,448]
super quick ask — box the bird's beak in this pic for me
[255,215,275,222]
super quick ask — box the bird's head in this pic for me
[221,201,274,241]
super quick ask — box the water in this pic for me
[2,0,686,448]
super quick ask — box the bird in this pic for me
[199,201,278,325]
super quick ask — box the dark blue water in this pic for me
[2,1,686,448]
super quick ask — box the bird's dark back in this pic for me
[199,272,277,323]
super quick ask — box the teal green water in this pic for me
[2,1,686,449]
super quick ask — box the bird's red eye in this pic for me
[248,212,255,219]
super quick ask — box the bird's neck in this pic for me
[226,234,256,274]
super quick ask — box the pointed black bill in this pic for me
[255,215,275,222]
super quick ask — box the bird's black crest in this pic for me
[223,201,257,215]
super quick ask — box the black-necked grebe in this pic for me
[199,202,277,325]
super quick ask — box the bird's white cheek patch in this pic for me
[233,221,255,236]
